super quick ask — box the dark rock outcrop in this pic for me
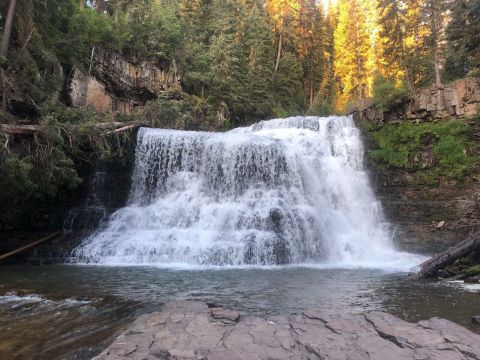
[68,49,181,116]
[94,301,480,360]
[368,164,480,253]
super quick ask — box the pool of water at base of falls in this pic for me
[0,265,479,360]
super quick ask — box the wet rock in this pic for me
[437,269,452,279]
[472,316,480,325]
[211,307,240,323]
[464,274,480,283]
[93,301,480,360]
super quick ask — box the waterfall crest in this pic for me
[73,116,419,268]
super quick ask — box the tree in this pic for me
[334,0,373,110]
[423,0,448,87]
[296,0,325,106]
[444,0,480,80]
[1,0,17,58]
[377,0,416,91]
[265,0,300,78]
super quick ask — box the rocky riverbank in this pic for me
[94,301,480,360]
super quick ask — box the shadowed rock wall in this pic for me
[67,49,181,115]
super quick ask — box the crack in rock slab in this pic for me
[93,301,480,360]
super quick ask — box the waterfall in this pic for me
[72,116,420,269]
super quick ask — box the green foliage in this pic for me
[0,157,37,227]
[0,106,134,229]
[372,75,408,111]
[370,120,479,180]
[138,97,194,129]
[462,265,480,278]
[444,0,480,81]
[118,1,183,60]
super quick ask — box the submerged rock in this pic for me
[94,301,480,360]
[210,308,240,324]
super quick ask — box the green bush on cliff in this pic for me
[370,120,479,180]
[0,106,135,229]
[372,75,408,111]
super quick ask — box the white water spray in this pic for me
[73,116,422,269]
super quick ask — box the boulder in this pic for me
[93,301,480,360]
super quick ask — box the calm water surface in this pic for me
[0,265,479,359]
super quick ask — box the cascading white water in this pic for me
[73,116,422,269]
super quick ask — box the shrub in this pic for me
[372,75,408,111]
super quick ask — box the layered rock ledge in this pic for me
[94,301,480,360]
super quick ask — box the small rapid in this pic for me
[72,116,423,269]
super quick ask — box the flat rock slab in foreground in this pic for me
[94,301,480,360]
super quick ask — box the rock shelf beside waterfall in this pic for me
[94,301,480,360]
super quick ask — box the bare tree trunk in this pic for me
[411,230,480,279]
[433,47,442,87]
[1,68,6,109]
[1,0,18,59]
[430,0,442,87]
[88,46,96,75]
[273,32,283,79]
[309,69,314,106]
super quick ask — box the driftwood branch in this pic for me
[1,122,135,136]
[101,123,141,136]
[1,124,41,135]
[0,231,62,261]
[21,27,35,52]
[412,229,480,279]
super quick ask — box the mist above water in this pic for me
[73,116,423,269]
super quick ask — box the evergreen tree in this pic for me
[334,0,372,111]
[445,0,480,80]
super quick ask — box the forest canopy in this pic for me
[1,0,479,122]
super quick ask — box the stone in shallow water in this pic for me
[93,301,480,360]
[210,307,240,323]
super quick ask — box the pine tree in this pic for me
[334,0,372,111]
[1,0,18,58]
[422,0,448,86]
[445,0,480,80]
[265,0,300,78]
[296,0,325,106]
[241,1,276,121]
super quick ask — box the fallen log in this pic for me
[101,123,141,136]
[0,231,62,262]
[1,122,132,136]
[95,122,127,129]
[0,124,41,135]
[412,229,480,279]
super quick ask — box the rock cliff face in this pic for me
[353,78,480,253]
[67,49,181,115]
[368,161,480,253]
[353,77,480,127]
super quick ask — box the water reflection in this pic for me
[0,265,479,359]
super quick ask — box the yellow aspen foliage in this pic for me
[334,0,375,111]
[265,0,300,33]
